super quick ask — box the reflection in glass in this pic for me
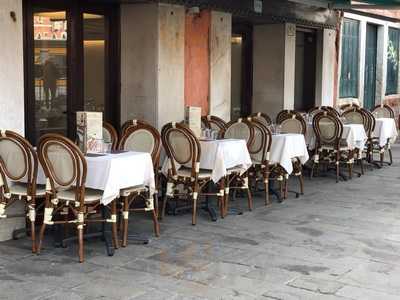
[83,13,105,112]
[33,11,67,141]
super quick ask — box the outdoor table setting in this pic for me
[269,133,309,175]
[306,122,368,151]
[31,150,155,206]
[162,138,252,184]
[373,118,398,147]
[161,138,252,220]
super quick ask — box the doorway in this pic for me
[24,0,120,144]
[231,23,253,120]
[294,29,317,112]
[364,23,377,110]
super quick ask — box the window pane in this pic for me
[386,28,399,95]
[34,10,68,141]
[83,13,105,112]
[340,18,359,98]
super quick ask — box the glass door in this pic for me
[83,12,106,112]
[24,1,120,145]
[31,9,68,142]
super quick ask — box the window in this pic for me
[386,28,400,95]
[340,18,359,98]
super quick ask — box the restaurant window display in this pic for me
[24,1,120,145]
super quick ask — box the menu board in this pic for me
[76,112,103,154]
[185,106,202,138]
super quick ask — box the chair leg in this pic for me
[122,197,129,247]
[389,147,393,165]
[161,194,168,220]
[77,225,84,263]
[298,174,304,195]
[264,170,270,206]
[111,201,119,249]
[192,183,199,226]
[224,177,229,217]
[219,180,225,218]
[151,209,160,237]
[28,199,36,253]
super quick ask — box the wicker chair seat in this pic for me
[9,183,46,197]
[174,167,212,179]
[57,188,103,203]
[120,185,147,197]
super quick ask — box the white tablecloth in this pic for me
[35,151,155,205]
[373,118,398,147]
[306,123,368,151]
[162,139,252,183]
[270,134,309,174]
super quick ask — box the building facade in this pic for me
[336,7,400,119]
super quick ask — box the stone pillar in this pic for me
[253,24,284,118]
[316,28,337,107]
[283,23,296,110]
[0,0,25,241]
[120,3,158,126]
[120,3,185,130]
[0,0,25,134]
[376,24,388,105]
[209,11,232,122]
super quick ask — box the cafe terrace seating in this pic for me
[0,104,397,263]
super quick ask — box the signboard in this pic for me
[185,106,202,138]
[76,111,103,154]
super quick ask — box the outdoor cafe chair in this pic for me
[249,112,272,127]
[246,118,280,205]
[371,104,395,119]
[276,110,302,125]
[37,134,119,263]
[118,122,161,246]
[120,119,151,136]
[360,108,377,164]
[339,103,360,112]
[311,112,354,182]
[341,107,366,174]
[0,130,46,253]
[201,115,227,133]
[103,122,119,150]
[220,119,254,213]
[276,112,306,197]
[371,104,395,165]
[161,123,225,225]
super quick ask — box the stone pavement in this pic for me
[1,145,400,300]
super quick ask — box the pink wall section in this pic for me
[184,10,211,115]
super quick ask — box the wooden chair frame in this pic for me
[37,134,118,263]
[220,119,254,213]
[161,123,225,225]
[0,130,44,253]
[311,112,354,182]
[103,122,119,150]
[118,122,161,246]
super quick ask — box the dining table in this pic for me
[269,133,309,174]
[32,151,156,206]
[373,118,398,147]
[161,138,252,220]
